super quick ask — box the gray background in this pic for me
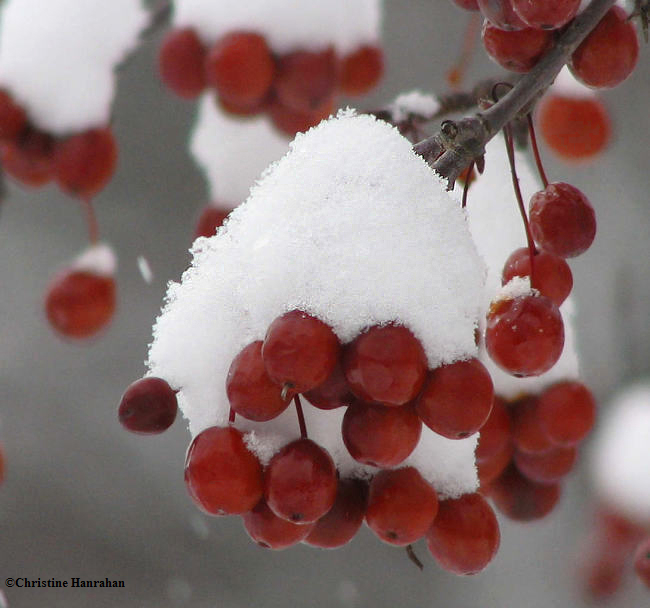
[1,1,650,606]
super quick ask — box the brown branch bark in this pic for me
[413,0,617,189]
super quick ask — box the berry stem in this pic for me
[228,407,236,424]
[447,12,481,89]
[414,0,617,187]
[503,124,538,289]
[406,544,424,571]
[461,160,475,209]
[293,394,308,439]
[527,114,549,188]
[82,197,99,244]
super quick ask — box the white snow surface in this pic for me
[0,0,148,135]
[549,66,596,99]
[148,110,484,497]
[592,381,650,525]
[389,91,441,123]
[71,243,117,277]
[190,94,290,204]
[460,138,581,400]
[173,0,382,54]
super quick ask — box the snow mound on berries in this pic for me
[461,138,580,398]
[0,0,148,134]
[148,110,485,497]
[190,94,289,205]
[389,91,441,122]
[592,381,650,525]
[173,0,382,54]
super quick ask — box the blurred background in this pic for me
[1,1,650,606]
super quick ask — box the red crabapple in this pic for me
[339,46,384,96]
[477,0,527,30]
[343,323,428,406]
[0,129,55,187]
[264,438,338,524]
[426,493,501,575]
[158,28,207,99]
[513,445,577,483]
[511,395,555,454]
[485,293,564,377]
[268,96,335,135]
[185,426,264,515]
[475,396,512,462]
[366,467,439,546]
[304,360,355,410]
[242,500,315,549]
[482,22,552,73]
[511,0,580,30]
[45,270,116,339]
[0,90,27,140]
[118,377,178,434]
[193,206,230,239]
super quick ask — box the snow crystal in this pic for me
[148,110,485,495]
[389,91,441,123]
[0,0,148,134]
[549,66,596,99]
[493,276,535,302]
[173,0,382,54]
[137,256,154,284]
[190,94,290,205]
[71,243,117,277]
[592,381,650,526]
[461,138,580,399]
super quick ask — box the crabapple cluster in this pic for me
[159,1,384,135]
[451,1,640,89]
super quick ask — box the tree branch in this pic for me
[413,0,617,188]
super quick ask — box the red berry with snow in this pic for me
[185,426,264,515]
[118,377,178,434]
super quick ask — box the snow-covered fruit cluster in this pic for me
[158,0,384,135]
[0,0,149,340]
[453,1,639,90]
[116,110,602,573]
[579,382,650,599]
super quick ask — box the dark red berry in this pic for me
[185,426,264,515]
[264,438,338,524]
[475,396,512,462]
[477,0,527,30]
[426,493,501,575]
[482,22,553,73]
[0,128,55,187]
[343,324,428,406]
[158,28,207,99]
[242,500,315,549]
[268,96,334,135]
[339,46,384,96]
[511,0,580,30]
[0,90,27,140]
[118,377,177,434]
[193,205,230,239]
[511,395,555,454]
[226,341,292,422]
[342,400,422,468]
[304,360,355,410]
[513,445,576,483]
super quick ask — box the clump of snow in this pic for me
[190,94,290,205]
[461,139,580,399]
[493,276,535,303]
[71,243,117,277]
[388,91,441,123]
[592,381,650,526]
[173,0,382,54]
[147,110,484,496]
[0,0,148,134]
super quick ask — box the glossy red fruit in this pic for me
[304,360,355,410]
[262,310,340,393]
[0,129,55,187]
[513,445,576,483]
[426,493,500,575]
[274,48,338,114]
[264,438,338,524]
[537,94,610,161]
[268,96,334,135]
[485,294,564,377]
[342,400,422,467]
[488,464,561,521]
[482,22,553,73]
[118,377,177,434]
[570,6,639,89]
[536,381,596,446]
[193,205,230,239]
[416,358,494,439]
[205,32,275,108]
[303,478,368,548]
[45,270,116,339]
[339,46,384,96]
[477,442,513,487]
[510,396,555,454]
[242,500,315,549]
[343,324,428,406]
[54,128,117,198]
[511,0,580,29]
[0,90,27,140]
[185,426,263,515]
[226,341,291,422]
[529,182,596,258]
[477,0,527,30]
[158,28,207,99]
[502,247,573,306]
[634,537,650,588]
[475,396,511,462]
[366,467,439,546]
